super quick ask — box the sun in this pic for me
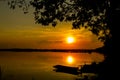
[67,56,74,64]
[66,37,75,44]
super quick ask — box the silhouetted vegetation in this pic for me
[6,0,116,54]
[7,0,114,52]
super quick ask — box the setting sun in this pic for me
[67,56,74,64]
[66,37,75,44]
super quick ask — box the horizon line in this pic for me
[0,48,100,53]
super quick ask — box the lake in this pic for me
[0,51,104,80]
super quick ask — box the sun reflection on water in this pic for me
[66,56,74,64]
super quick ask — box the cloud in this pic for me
[38,40,63,44]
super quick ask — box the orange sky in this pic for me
[0,1,103,49]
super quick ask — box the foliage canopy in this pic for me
[8,0,113,44]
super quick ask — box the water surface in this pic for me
[0,52,104,80]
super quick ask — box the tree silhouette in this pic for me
[7,0,114,51]
[8,0,119,56]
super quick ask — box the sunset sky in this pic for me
[0,1,103,49]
